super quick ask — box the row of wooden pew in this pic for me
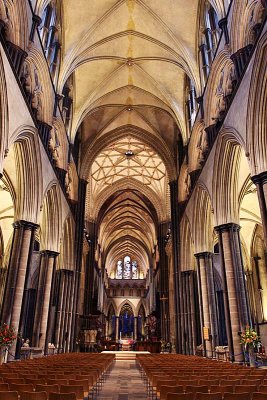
[137,354,267,400]
[0,353,115,399]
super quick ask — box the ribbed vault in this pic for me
[63,0,208,279]
[98,190,157,277]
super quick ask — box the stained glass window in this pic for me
[115,256,139,279]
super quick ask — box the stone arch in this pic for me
[8,127,43,224]
[212,129,246,226]
[0,52,8,175]
[180,215,195,271]
[204,49,235,127]
[40,182,62,252]
[192,184,214,253]
[92,177,166,222]
[188,120,207,173]
[65,161,78,202]
[178,162,191,203]
[117,299,136,317]
[247,31,267,175]
[136,299,148,318]
[25,47,54,125]
[80,125,177,183]
[0,0,29,50]
[230,0,266,53]
[58,214,75,270]
[50,117,68,170]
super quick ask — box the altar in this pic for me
[101,350,150,360]
[120,338,134,351]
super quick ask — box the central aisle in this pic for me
[97,360,148,399]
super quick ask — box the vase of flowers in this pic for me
[240,325,261,367]
[0,323,17,364]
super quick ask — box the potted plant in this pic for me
[0,323,17,364]
[240,325,261,367]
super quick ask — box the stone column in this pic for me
[84,222,97,316]
[70,178,88,350]
[199,44,209,82]
[204,252,219,348]
[134,317,138,340]
[169,180,182,353]
[38,251,58,350]
[1,221,38,357]
[218,17,230,44]
[29,14,42,42]
[195,252,219,356]
[251,172,267,265]
[195,253,212,357]
[115,317,119,341]
[158,222,170,342]
[215,223,251,362]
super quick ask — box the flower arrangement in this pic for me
[0,323,17,348]
[240,325,261,350]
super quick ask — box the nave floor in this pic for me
[96,360,148,400]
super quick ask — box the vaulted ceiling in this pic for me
[60,0,203,276]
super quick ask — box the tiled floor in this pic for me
[96,360,148,400]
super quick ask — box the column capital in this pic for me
[79,178,88,186]
[218,17,230,44]
[13,220,39,231]
[168,179,178,188]
[199,43,207,51]
[251,171,267,186]
[218,17,227,29]
[194,251,213,259]
[214,223,240,233]
[32,14,42,26]
[40,250,59,258]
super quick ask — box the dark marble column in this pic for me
[70,178,88,350]
[251,172,267,265]
[134,317,138,340]
[36,251,58,350]
[158,222,170,341]
[218,17,229,44]
[83,222,97,316]
[169,180,182,353]
[1,220,38,358]
[29,14,42,42]
[215,223,251,362]
[199,44,209,82]
[195,253,210,356]
[195,252,219,357]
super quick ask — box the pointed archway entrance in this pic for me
[119,303,134,339]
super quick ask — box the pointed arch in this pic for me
[80,125,176,182]
[192,184,214,253]
[0,0,29,50]
[8,127,43,224]
[212,129,245,225]
[26,47,54,125]
[58,213,76,270]
[40,182,62,252]
[118,299,136,316]
[180,215,195,271]
[203,49,234,127]
[0,52,8,176]
[247,31,267,175]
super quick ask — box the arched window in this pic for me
[185,76,197,135]
[39,1,61,84]
[115,256,139,279]
[199,1,220,87]
[61,74,74,137]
